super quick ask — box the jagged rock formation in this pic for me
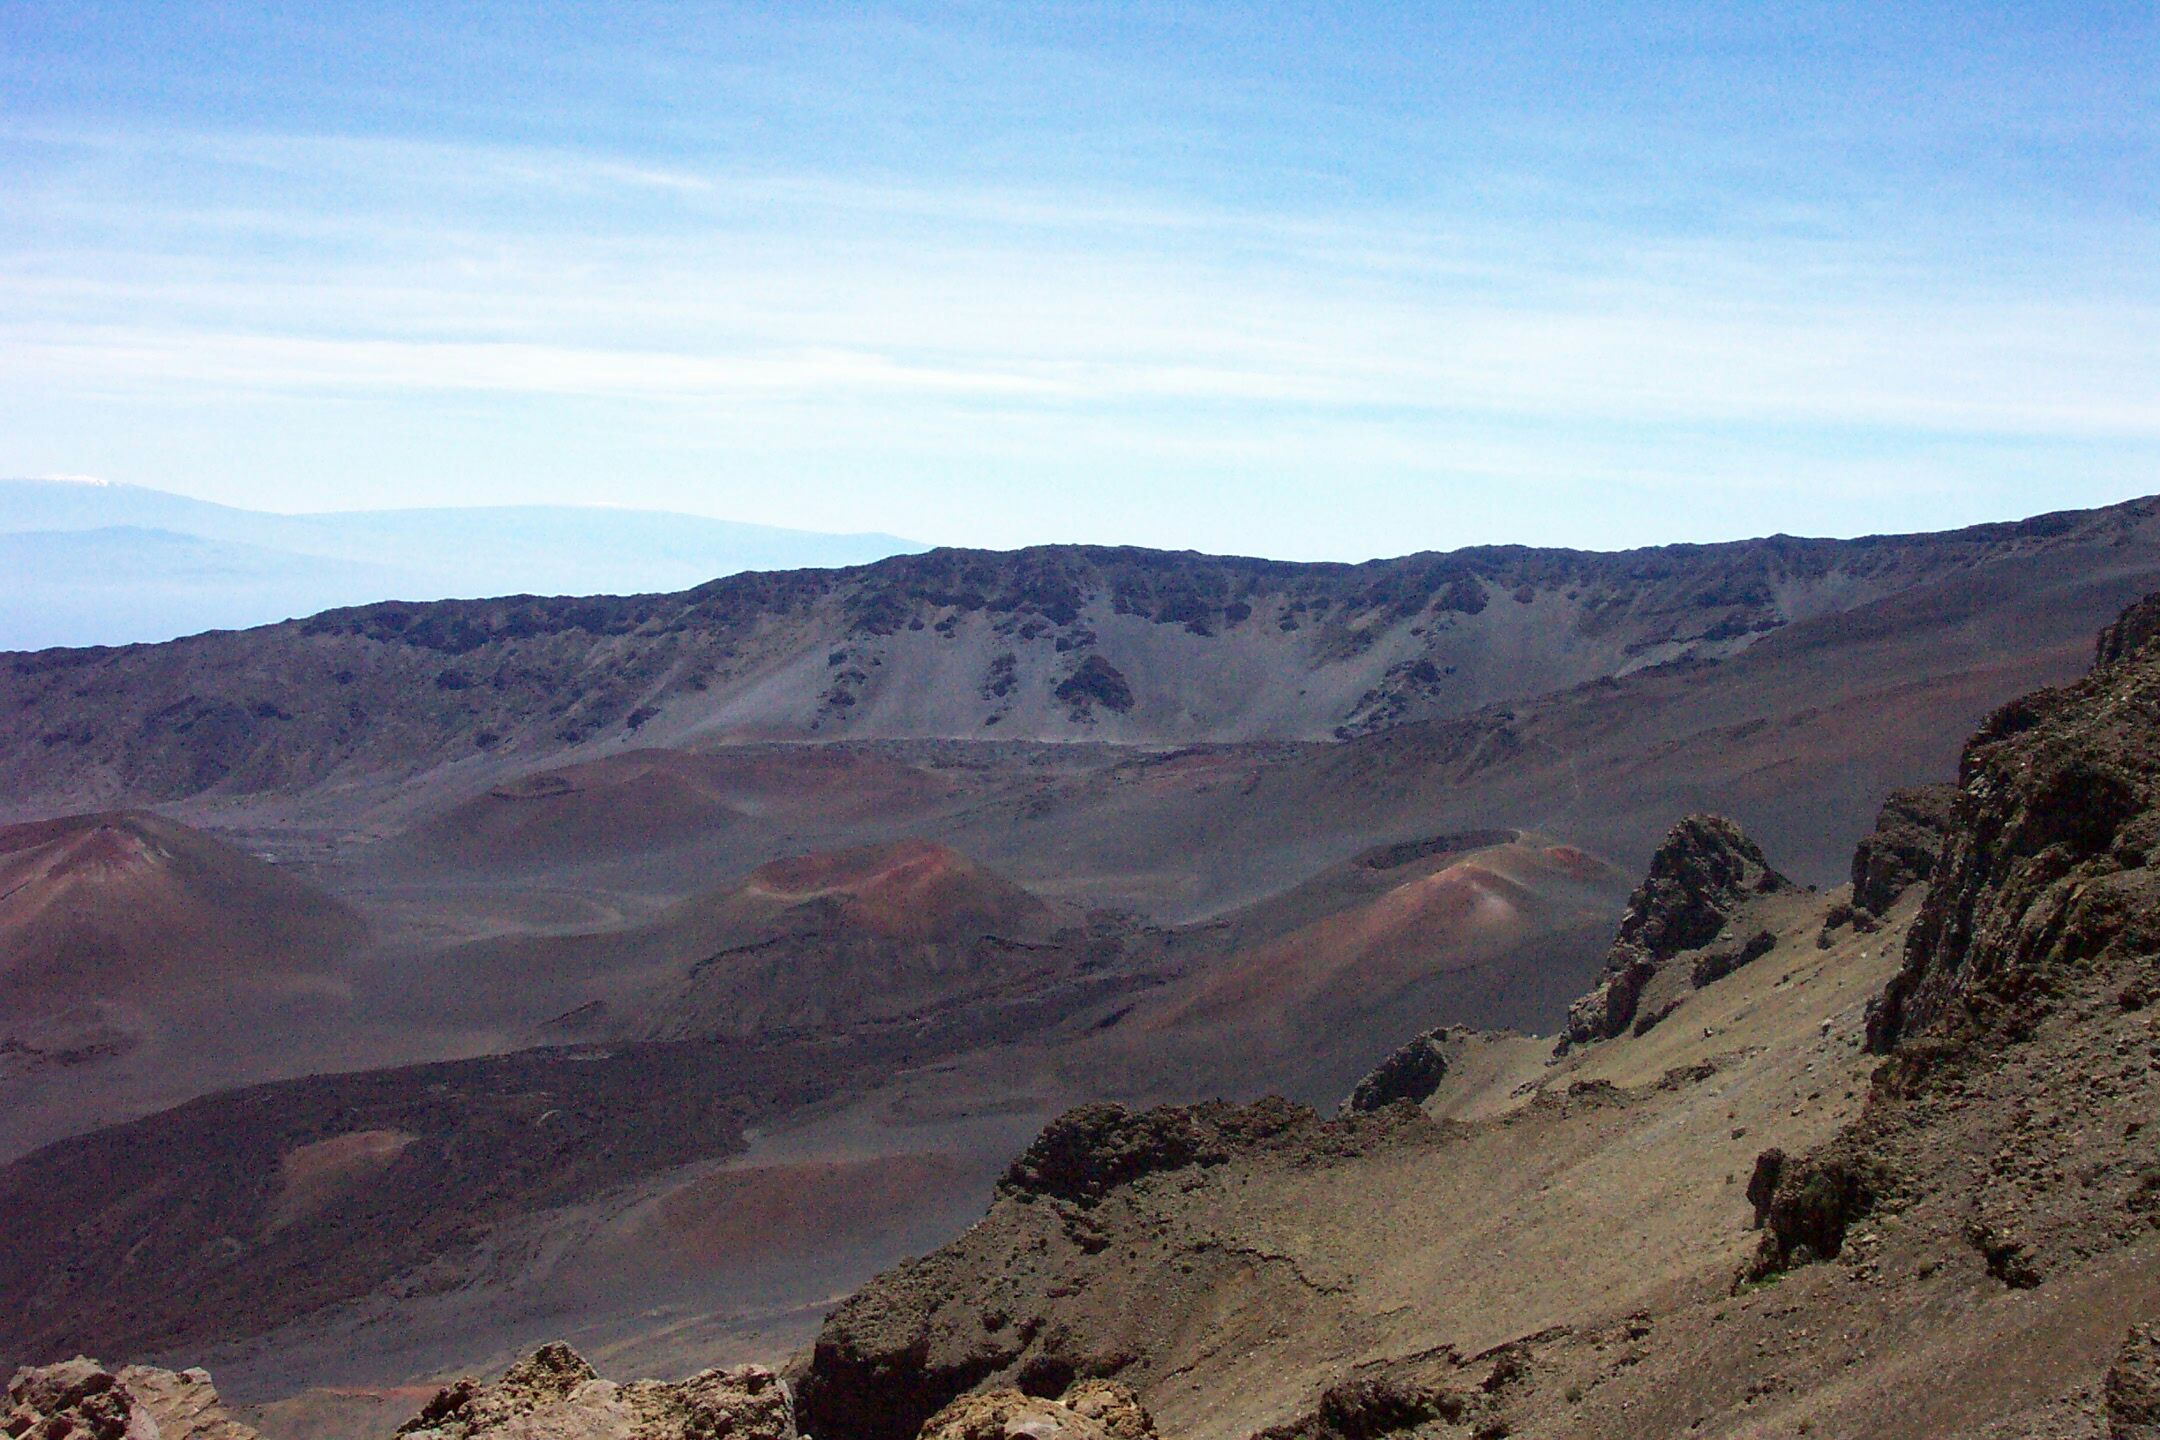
[397,1343,795,1440]
[1557,814,1790,1049]
[1342,1029,1450,1113]
[916,1380,1155,1440]
[1845,783,1955,921]
[1753,590,2160,1281]
[5,1360,156,1440]
[1868,591,2160,1053]
[112,1368,259,1440]
[4,1359,258,1440]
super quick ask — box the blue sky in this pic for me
[1,2,2154,558]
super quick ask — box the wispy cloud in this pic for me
[2,7,2155,556]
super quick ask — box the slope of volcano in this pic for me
[1058,831,1629,1104]
[0,811,373,1164]
[433,838,1149,1047]
[0,810,362,1005]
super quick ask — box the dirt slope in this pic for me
[1070,831,1628,1104]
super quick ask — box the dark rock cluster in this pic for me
[1846,783,1956,921]
[1559,814,1790,1049]
[999,1098,1313,1207]
[1342,1030,1451,1114]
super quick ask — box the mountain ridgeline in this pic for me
[5,498,2157,813]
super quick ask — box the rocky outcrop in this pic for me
[2107,1323,2160,1439]
[1252,1378,1443,1440]
[1558,815,1791,1049]
[916,1380,1155,1440]
[398,1343,795,1440]
[1753,592,2160,1292]
[794,1098,1420,1440]
[1342,1030,1450,1113]
[1744,1154,1878,1275]
[1054,657,1135,718]
[998,1098,1313,1208]
[5,1359,258,1440]
[5,1360,157,1440]
[2096,590,2160,669]
[1846,783,1955,921]
[1867,596,2160,1054]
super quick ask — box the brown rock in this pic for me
[999,1098,1314,1208]
[1847,784,1955,919]
[2107,1322,2160,1439]
[3,1359,180,1440]
[1343,1031,1450,1114]
[1868,591,2160,1053]
[916,1381,1154,1440]
[398,1343,795,1440]
[115,1366,259,1440]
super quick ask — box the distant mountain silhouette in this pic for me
[0,478,925,649]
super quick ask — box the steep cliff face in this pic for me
[1869,592,2160,1053]
[1753,592,2160,1285]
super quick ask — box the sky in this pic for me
[1,1,2155,560]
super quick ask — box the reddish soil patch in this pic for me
[269,1129,416,1232]
[648,1154,969,1267]
[1541,844,1608,881]
[745,840,1048,942]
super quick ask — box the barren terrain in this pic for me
[4,502,2160,1437]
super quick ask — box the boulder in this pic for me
[1342,1031,1450,1114]
[115,1366,259,1440]
[398,1343,795,1440]
[916,1381,1155,1440]
[3,1359,253,1440]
